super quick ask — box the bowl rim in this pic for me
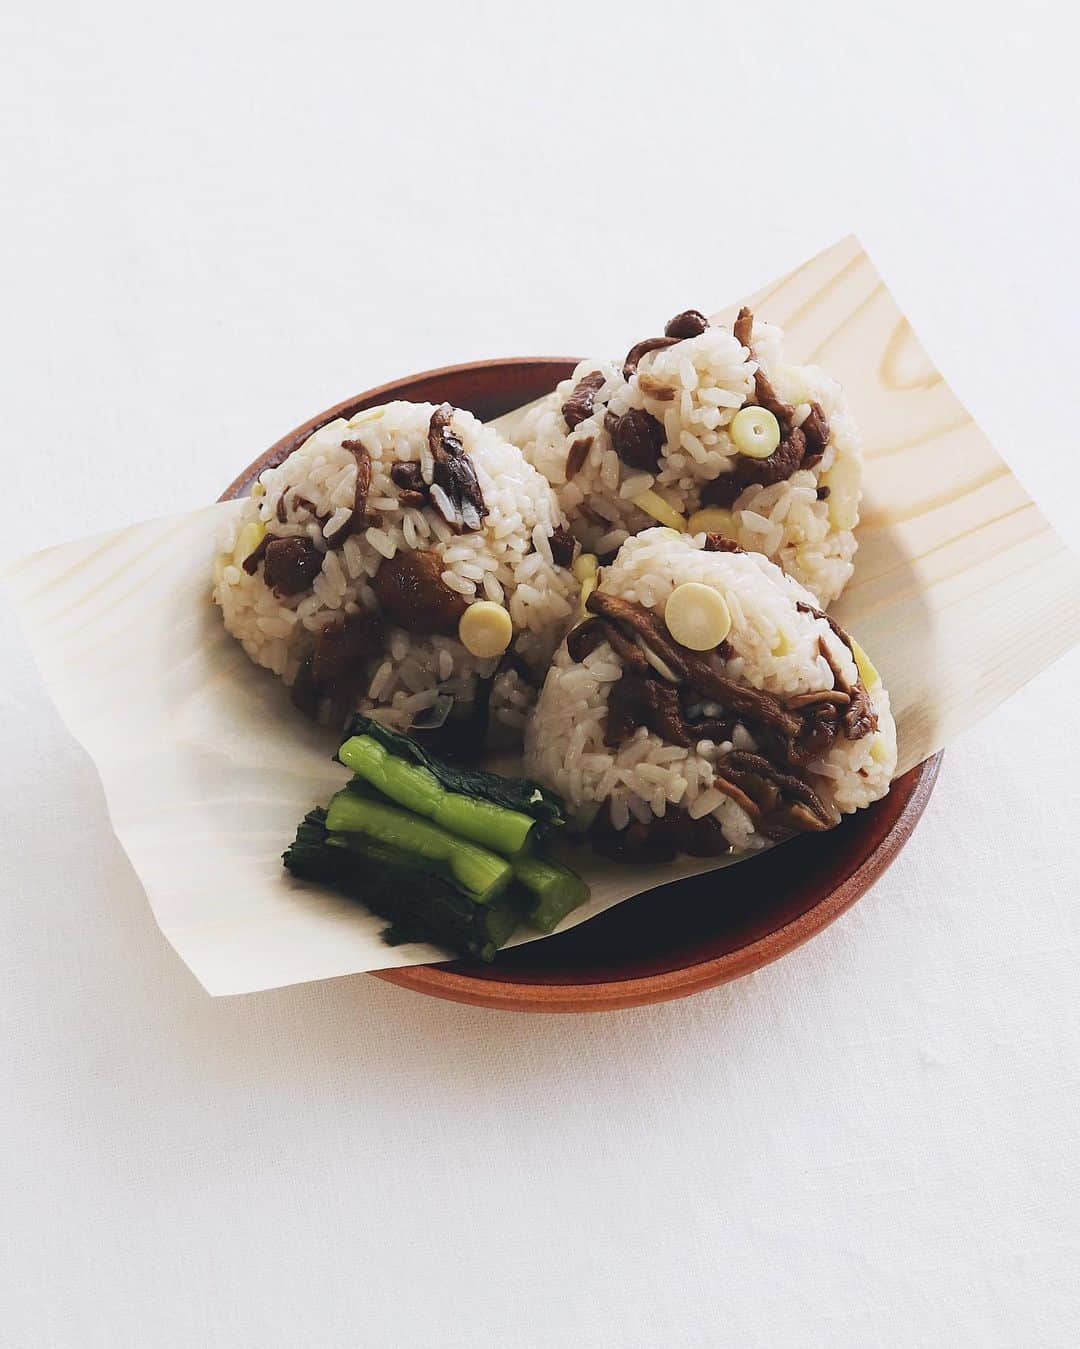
[221,356,943,1014]
[219,356,577,501]
[373,752,940,1012]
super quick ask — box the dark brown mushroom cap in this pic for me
[262,536,323,597]
[664,309,710,339]
[610,408,665,473]
[371,548,468,635]
[390,460,429,507]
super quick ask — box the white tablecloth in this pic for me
[2,4,1078,1345]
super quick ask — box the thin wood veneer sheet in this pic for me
[6,237,1078,995]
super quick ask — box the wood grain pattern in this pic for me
[715,236,1080,777]
[3,237,1074,1005]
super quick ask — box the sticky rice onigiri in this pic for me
[511,306,863,607]
[213,401,580,744]
[525,528,896,857]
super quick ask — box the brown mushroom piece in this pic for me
[427,405,487,533]
[611,408,665,473]
[701,416,806,503]
[800,402,830,465]
[664,309,710,340]
[796,601,879,740]
[565,616,607,664]
[702,534,746,554]
[733,305,754,350]
[699,474,744,509]
[310,609,384,690]
[561,371,606,431]
[722,306,810,491]
[637,374,677,402]
[290,607,385,721]
[241,533,270,576]
[262,536,324,597]
[751,367,794,425]
[604,671,694,749]
[721,750,836,832]
[336,439,374,537]
[585,591,804,742]
[622,335,679,380]
[582,590,873,771]
[371,548,469,635]
[564,436,593,481]
[598,616,651,674]
[547,523,576,568]
[390,460,429,507]
[739,425,808,489]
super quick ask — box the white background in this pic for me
[2,3,1078,1346]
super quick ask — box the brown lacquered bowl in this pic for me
[221,359,942,1013]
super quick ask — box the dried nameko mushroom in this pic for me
[390,460,429,506]
[547,523,576,567]
[338,439,375,537]
[262,536,324,596]
[561,371,607,431]
[426,404,487,532]
[372,548,469,635]
[610,408,665,473]
[664,309,709,339]
[526,528,895,860]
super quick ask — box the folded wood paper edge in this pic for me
[4,235,1079,995]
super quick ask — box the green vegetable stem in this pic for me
[324,790,511,904]
[339,733,537,857]
[283,721,590,964]
[512,853,591,934]
[338,714,566,829]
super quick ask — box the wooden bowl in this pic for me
[221,358,942,1013]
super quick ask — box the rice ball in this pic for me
[511,307,863,607]
[213,401,580,748]
[525,528,896,858]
